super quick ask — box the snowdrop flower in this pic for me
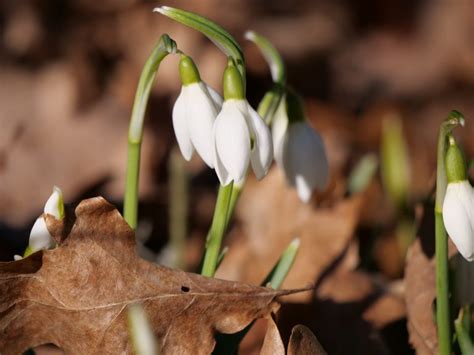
[14,186,64,260]
[272,92,328,202]
[173,55,222,168]
[213,59,273,185]
[442,137,474,261]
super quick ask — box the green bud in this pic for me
[381,114,410,209]
[223,58,244,100]
[179,55,201,85]
[446,135,467,183]
[285,90,305,124]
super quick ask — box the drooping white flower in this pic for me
[15,186,64,259]
[172,55,222,168]
[213,60,272,185]
[443,181,474,261]
[442,137,474,262]
[272,93,328,202]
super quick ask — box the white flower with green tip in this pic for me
[173,55,222,168]
[16,186,65,259]
[213,60,273,185]
[442,138,474,262]
[272,93,328,202]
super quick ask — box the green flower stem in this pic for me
[245,31,285,84]
[201,183,234,277]
[247,31,286,125]
[455,306,473,355]
[434,211,450,355]
[154,6,245,85]
[213,239,300,354]
[124,34,177,229]
[435,110,465,355]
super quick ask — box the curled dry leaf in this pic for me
[259,320,326,355]
[0,197,297,354]
[216,168,364,302]
[404,206,457,354]
[260,316,285,355]
[288,324,327,355]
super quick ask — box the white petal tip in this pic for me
[153,7,167,14]
[244,31,256,41]
[297,189,312,203]
[44,186,64,220]
[290,238,301,248]
[13,255,23,261]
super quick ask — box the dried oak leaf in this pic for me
[288,325,327,355]
[216,168,364,303]
[404,206,457,355]
[0,197,294,354]
[259,319,326,355]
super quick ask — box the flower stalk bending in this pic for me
[435,110,465,355]
[124,34,177,230]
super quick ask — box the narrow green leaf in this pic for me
[347,153,378,195]
[455,306,474,355]
[245,31,285,84]
[154,6,244,79]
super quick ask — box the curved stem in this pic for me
[245,31,285,84]
[435,110,465,355]
[124,35,177,229]
[201,183,234,277]
[154,6,245,85]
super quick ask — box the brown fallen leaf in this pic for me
[258,319,326,355]
[216,168,363,303]
[0,197,300,354]
[288,324,327,355]
[259,316,285,355]
[404,207,457,355]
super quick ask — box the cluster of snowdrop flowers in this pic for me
[14,186,64,260]
[271,91,328,202]
[172,54,329,201]
[442,136,474,262]
[173,56,272,185]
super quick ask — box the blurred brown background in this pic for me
[0,0,473,353]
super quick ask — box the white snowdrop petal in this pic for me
[205,83,223,110]
[271,99,289,168]
[44,186,63,219]
[184,83,218,168]
[308,129,329,190]
[295,176,313,203]
[13,255,23,261]
[214,144,232,186]
[247,104,273,180]
[172,90,194,161]
[286,122,329,202]
[29,217,56,253]
[443,181,474,261]
[214,102,251,183]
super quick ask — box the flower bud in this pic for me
[172,55,222,168]
[442,137,474,262]
[223,58,245,101]
[213,60,272,184]
[22,186,64,258]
